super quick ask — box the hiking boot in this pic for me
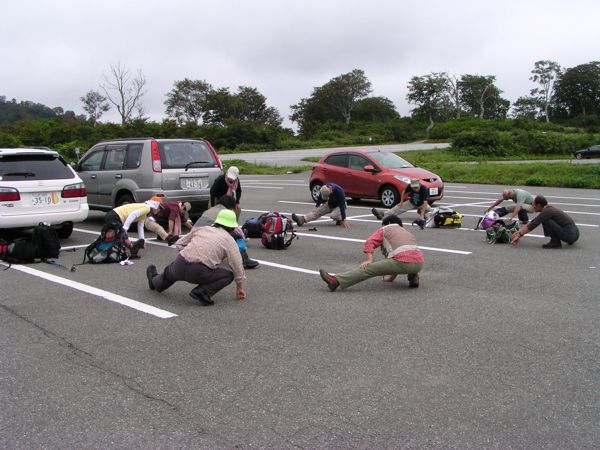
[413,219,426,230]
[129,239,145,259]
[189,287,214,306]
[372,208,384,220]
[542,240,562,249]
[166,234,179,246]
[146,264,158,290]
[407,273,420,288]
[292,213,305,227]
[241,250,259,269]
[319,269,339,292]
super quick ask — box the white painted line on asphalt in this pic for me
[242,185,284,189]
[0,263,177,319]
[444,190,600,201]
[254,260,319,275]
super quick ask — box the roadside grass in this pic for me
[222,159,313,175]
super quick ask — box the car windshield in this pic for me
[159,141,218,169]
[368,151,414,169]
[0,154,74,181]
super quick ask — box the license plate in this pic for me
[182,177,207,190]
[429,187,439,196]
[31,192,57,206]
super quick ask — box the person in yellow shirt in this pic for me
[104,200,161,257]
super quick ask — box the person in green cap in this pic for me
[146,209,246,305]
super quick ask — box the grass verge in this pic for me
[222,159,313,175]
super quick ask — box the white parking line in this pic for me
[0,262,177,319]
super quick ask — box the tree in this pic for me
[101,62,146,125]
[511,96,543,120]
[352,96,399,122]
[529,60,561,122]
[553,61,600,117]
[235,86,282,126]
[458,74,509,119]
[80,90,110,125]
[164,78,212,125]
[406,72,451,135]
[445,74,462,119]
[321,69,372,124]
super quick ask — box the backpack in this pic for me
[260,212,297,249]
[426,207,463,228]
[82,222,130,264]
[485,221,519,244]
[32,222,61,259]
[0,239,38,266]
[242,217,264,239]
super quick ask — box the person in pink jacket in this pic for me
[319,215,424,291]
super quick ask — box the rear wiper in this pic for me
[184,161,208,171]
[2,172,36,177]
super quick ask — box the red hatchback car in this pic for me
[309,149,444,207]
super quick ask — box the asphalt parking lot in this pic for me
[2,174,599,448]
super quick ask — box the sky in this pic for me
[1,0,599,128]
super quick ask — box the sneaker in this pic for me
[407,273,420,288]
[189,287,214,306]
[542,240,562,249]
[372,208,384,220]
[292,213,305,227]
[146,264,158,290]
[166,234,179,246]
[413,219,426,230]
[319,269,339,292]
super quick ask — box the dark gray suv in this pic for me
[76,138,223,215]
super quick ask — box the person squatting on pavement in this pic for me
[511,195,580,249]
[193,195,259,269]
[144,196,193,246]
[292,183,349,228]
[210,166,242,217]
[319,215,424,292]
[104,200,161,258]
[372,178,430,230]
[486,188,534,224]
[146,209,247,306]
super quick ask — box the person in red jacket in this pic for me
[319,215,424,291]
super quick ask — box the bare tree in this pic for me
[101,62,146,125]
[80,90,110,125]
[445,74,461,119]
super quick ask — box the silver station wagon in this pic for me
[76,138,223,215]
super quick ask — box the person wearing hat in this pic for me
[146,209,247,306]
[104,200,161,257]
[144,196,193,246]
[292,183,349,228]
[372,178,431,230]
[319,215,423,292]
[210,166,242,217]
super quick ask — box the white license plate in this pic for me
[31,192,56,206]
[182,178,206,190]
[429,187,439,196]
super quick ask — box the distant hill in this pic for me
[0,96,83,124]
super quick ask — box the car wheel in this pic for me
[310,182,323,202]
[380,185,399,208]
[116,193,134,207]
[57,222,73,239]
[575,153,583,160]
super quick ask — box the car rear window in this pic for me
[158,141,218,169]
[0,154,75,181]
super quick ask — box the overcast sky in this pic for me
[1,0,599,128]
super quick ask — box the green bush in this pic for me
[452,131,507,157]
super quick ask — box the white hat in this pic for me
[226,166,239,180]
[145,200,161,209]
[320,185,330,200]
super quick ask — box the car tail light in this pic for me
[62,183,87,198]
[151,140,162,172]
[205,140,223,170]
[0,187,20,202]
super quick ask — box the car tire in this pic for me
[380,185,399,208]
[57,222,73,239]
[575,153,583,160]
[310,182,323,202]
[116,193,134,207]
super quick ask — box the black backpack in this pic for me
[31,222,61,259]
[82,222,130,264]
[0,239,38,267]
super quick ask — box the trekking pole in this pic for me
[45,259,76,272]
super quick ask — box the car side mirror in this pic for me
[364,165,378,173]
[70,162,79,170]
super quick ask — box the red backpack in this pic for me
[260,212,297,249]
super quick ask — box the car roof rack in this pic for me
[99,137,155,142]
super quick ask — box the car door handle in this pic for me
[114,174,123,179]
[90,174,97,179]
